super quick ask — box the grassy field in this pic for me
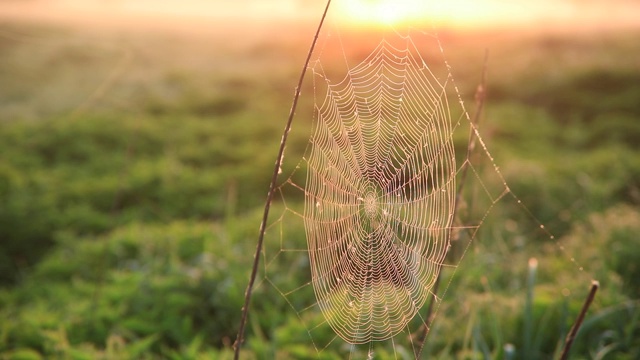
[0,13,639,359]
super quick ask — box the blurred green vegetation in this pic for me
[0,20,639,359]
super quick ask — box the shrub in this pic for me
[0,221,252,358]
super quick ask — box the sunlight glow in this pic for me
[335,0,427,27]
[332,0,556,28]
[0,0,637,32]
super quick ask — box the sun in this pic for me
[334,0,428,27]
[332,0,528,29]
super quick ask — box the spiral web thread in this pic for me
[257,22,571,358]
[304,32,457,344]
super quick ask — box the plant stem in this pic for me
[417,49,488,357]
[232,2,332,359]
[559,280,599,360]
[524,258,538,360]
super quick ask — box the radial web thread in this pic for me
[305,34,456,343]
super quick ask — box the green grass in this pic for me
[0,19,639,359]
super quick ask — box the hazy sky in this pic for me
[1,0,639,30]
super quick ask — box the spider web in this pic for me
[305,33,456,344]
[255,15,588,359]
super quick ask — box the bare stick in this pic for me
[233,2,332,359]
[417,50,489,356]
[559,280,599,360]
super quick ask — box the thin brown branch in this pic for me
[232,2,332,359]
[559,280,599,360]
[458,49,488,196]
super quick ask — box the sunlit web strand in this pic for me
[300,26,457,344]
